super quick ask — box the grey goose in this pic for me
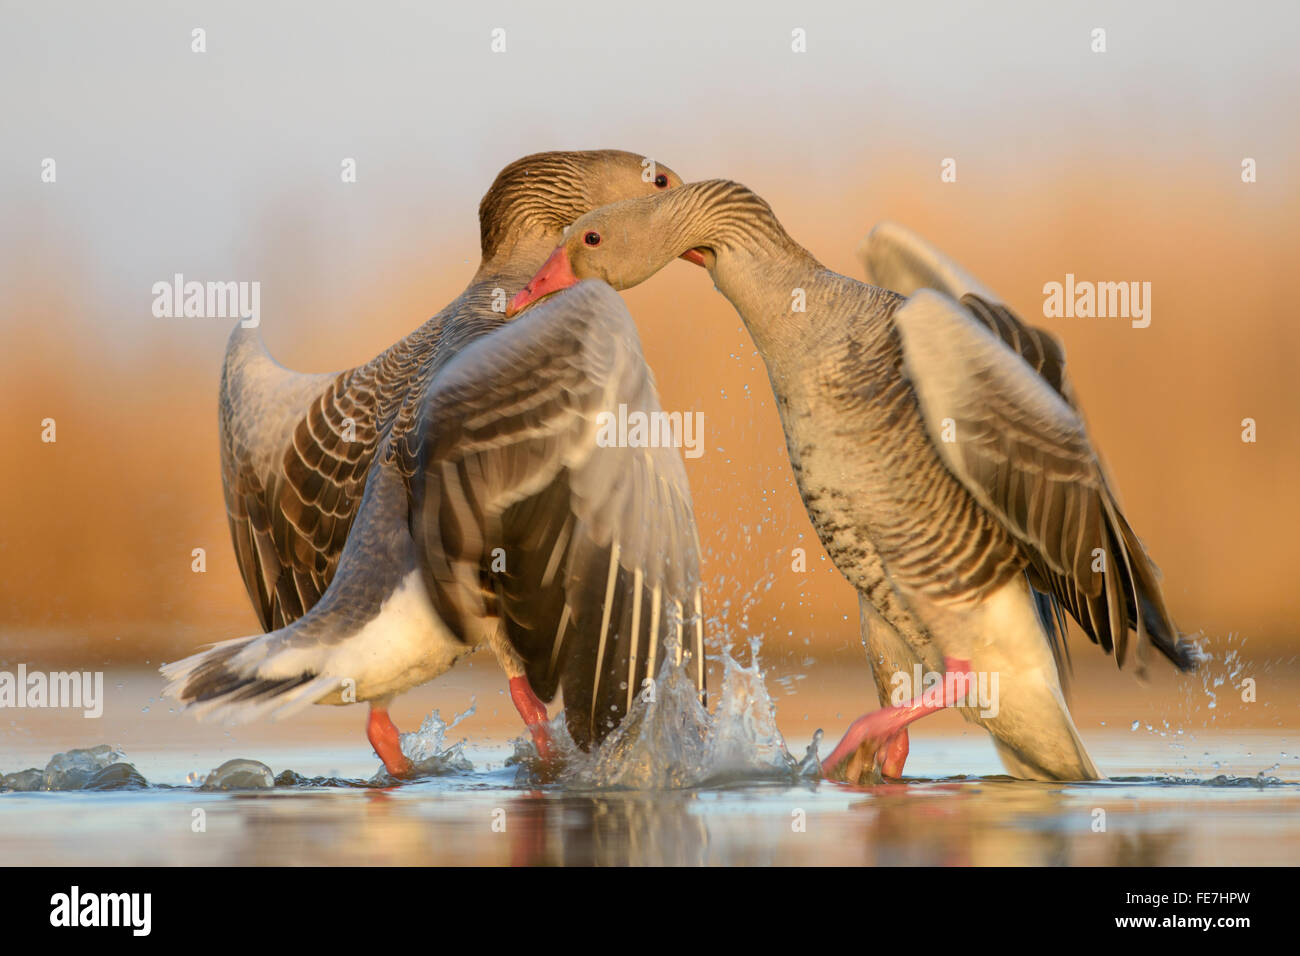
[161,151,706,777]
[507,179,1199,782]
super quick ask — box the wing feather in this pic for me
[219,325,397,631]
[402,281,706,748]
[894,289,1194,672]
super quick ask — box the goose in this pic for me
[161,150,707,778]
[507,179,1200,782]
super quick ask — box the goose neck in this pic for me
[662,181,822,360]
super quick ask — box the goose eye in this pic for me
[654,174,669,188]
[584,231,601,246]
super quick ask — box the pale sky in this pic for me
[3,0,1296,330]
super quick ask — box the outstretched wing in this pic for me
[219,325,406,630]
[892,289,1195,673]
[859,220,997,302]
[860,221,1081,676]
[860,221,1077,407]
[401,280,705,750]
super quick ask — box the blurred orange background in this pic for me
[2,1,1297,677]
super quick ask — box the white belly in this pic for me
[311,570,475,704]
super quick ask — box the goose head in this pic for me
[477,150,687,267]
[505,192,709,316]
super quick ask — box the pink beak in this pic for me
[506,246,579,317]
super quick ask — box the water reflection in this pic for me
[4,741,1297,867]
[134,774,1289,866]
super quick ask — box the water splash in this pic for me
[701,639,799,779]
[0,703,480,792]
[1107,773,1293,790]
[1123,632,1255,761]
[375,703,475,782]
[1198,636,1248,720]
[517,638,817,790]
[192,704,478,788]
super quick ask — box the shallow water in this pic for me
[3,737,1296,866]
[3,652,1297,866]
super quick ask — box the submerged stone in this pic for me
[85,762,149,790]
[43,745,124,790]
[1,768,44,791]
[201,758,274,790]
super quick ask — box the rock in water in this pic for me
[86,762,149,790]
[43,745,124,790]
[1,768,44,791]
[201,759,274,790]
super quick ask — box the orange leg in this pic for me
[823,658,971,779]
[879,729,910,779]
[367,704,414,778]
[509,676,553,761]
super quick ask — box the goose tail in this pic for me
[160,626,341,724]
